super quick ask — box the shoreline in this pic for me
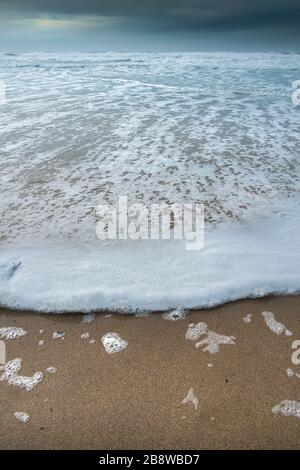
[1,295,300,449]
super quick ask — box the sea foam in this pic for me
[0,52,300,313]
[0,203,300,313]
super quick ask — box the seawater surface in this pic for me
[0,52,299,312]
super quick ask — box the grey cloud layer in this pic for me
[1,0,300,32]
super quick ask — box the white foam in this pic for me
[0,358,43,391]
[0,201,299,313]
[46,367,57,374]
[162,308,186,321]
[181,388,199,411]
[101,332,128,354]
[242,314,252,324]
[89,339,95,344]
[81,332,90,339]
[0,327,27,340]
[38,340,44,346]
[286,368,300,379]
[14,411,30,423]
[186,322,208,341]
[53,331,65,339]
[1,52,300,313]
[272,400,300,419]
[261,311,292,336]
[186,322,235,353]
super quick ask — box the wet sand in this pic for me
[1,296,300,449]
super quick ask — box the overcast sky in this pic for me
[0,0,299,52]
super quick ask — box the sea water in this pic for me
[0,52,299,312]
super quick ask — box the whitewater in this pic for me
[0,52,299,312]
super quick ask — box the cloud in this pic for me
[0,0,299,51]
[1,0,299,32]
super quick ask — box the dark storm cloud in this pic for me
[1,0,300,32]
[0,0,299,51]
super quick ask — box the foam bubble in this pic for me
[0,327,27,340]
[181,388,199,411]
[53,331,65,339]
[101,332,128,354]
[272,400,300,419]
[38,340,44,346]
[0,358,43,391]
[286,368,300,379]
[186,322,235,353]
[242,314,252,323]
[14,411,30,423]
[185,322,208,341]
[46,367,57,374]
[89,339,96,344]
[162,308,186,321]
[261,311,292,336]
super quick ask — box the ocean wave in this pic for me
[0,203,299,313]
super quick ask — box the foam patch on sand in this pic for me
[181,388,199,411]
[185,322,208,341]
[101,332,128,354]
[162,308,186,321]
[53,331,65,339]
[186,322,235,353]
[46,367,57,374]
[81,332,90,339]
[242,314,252,323]
[261,311,292,336]
[0,327,27,340]
[0,358,43,391]
[14,411,30,423]
[286,368,300,379]
[272,400,300,419]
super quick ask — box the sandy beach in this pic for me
[1,295,300,450]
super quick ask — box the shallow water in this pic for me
[0,52,299,312]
